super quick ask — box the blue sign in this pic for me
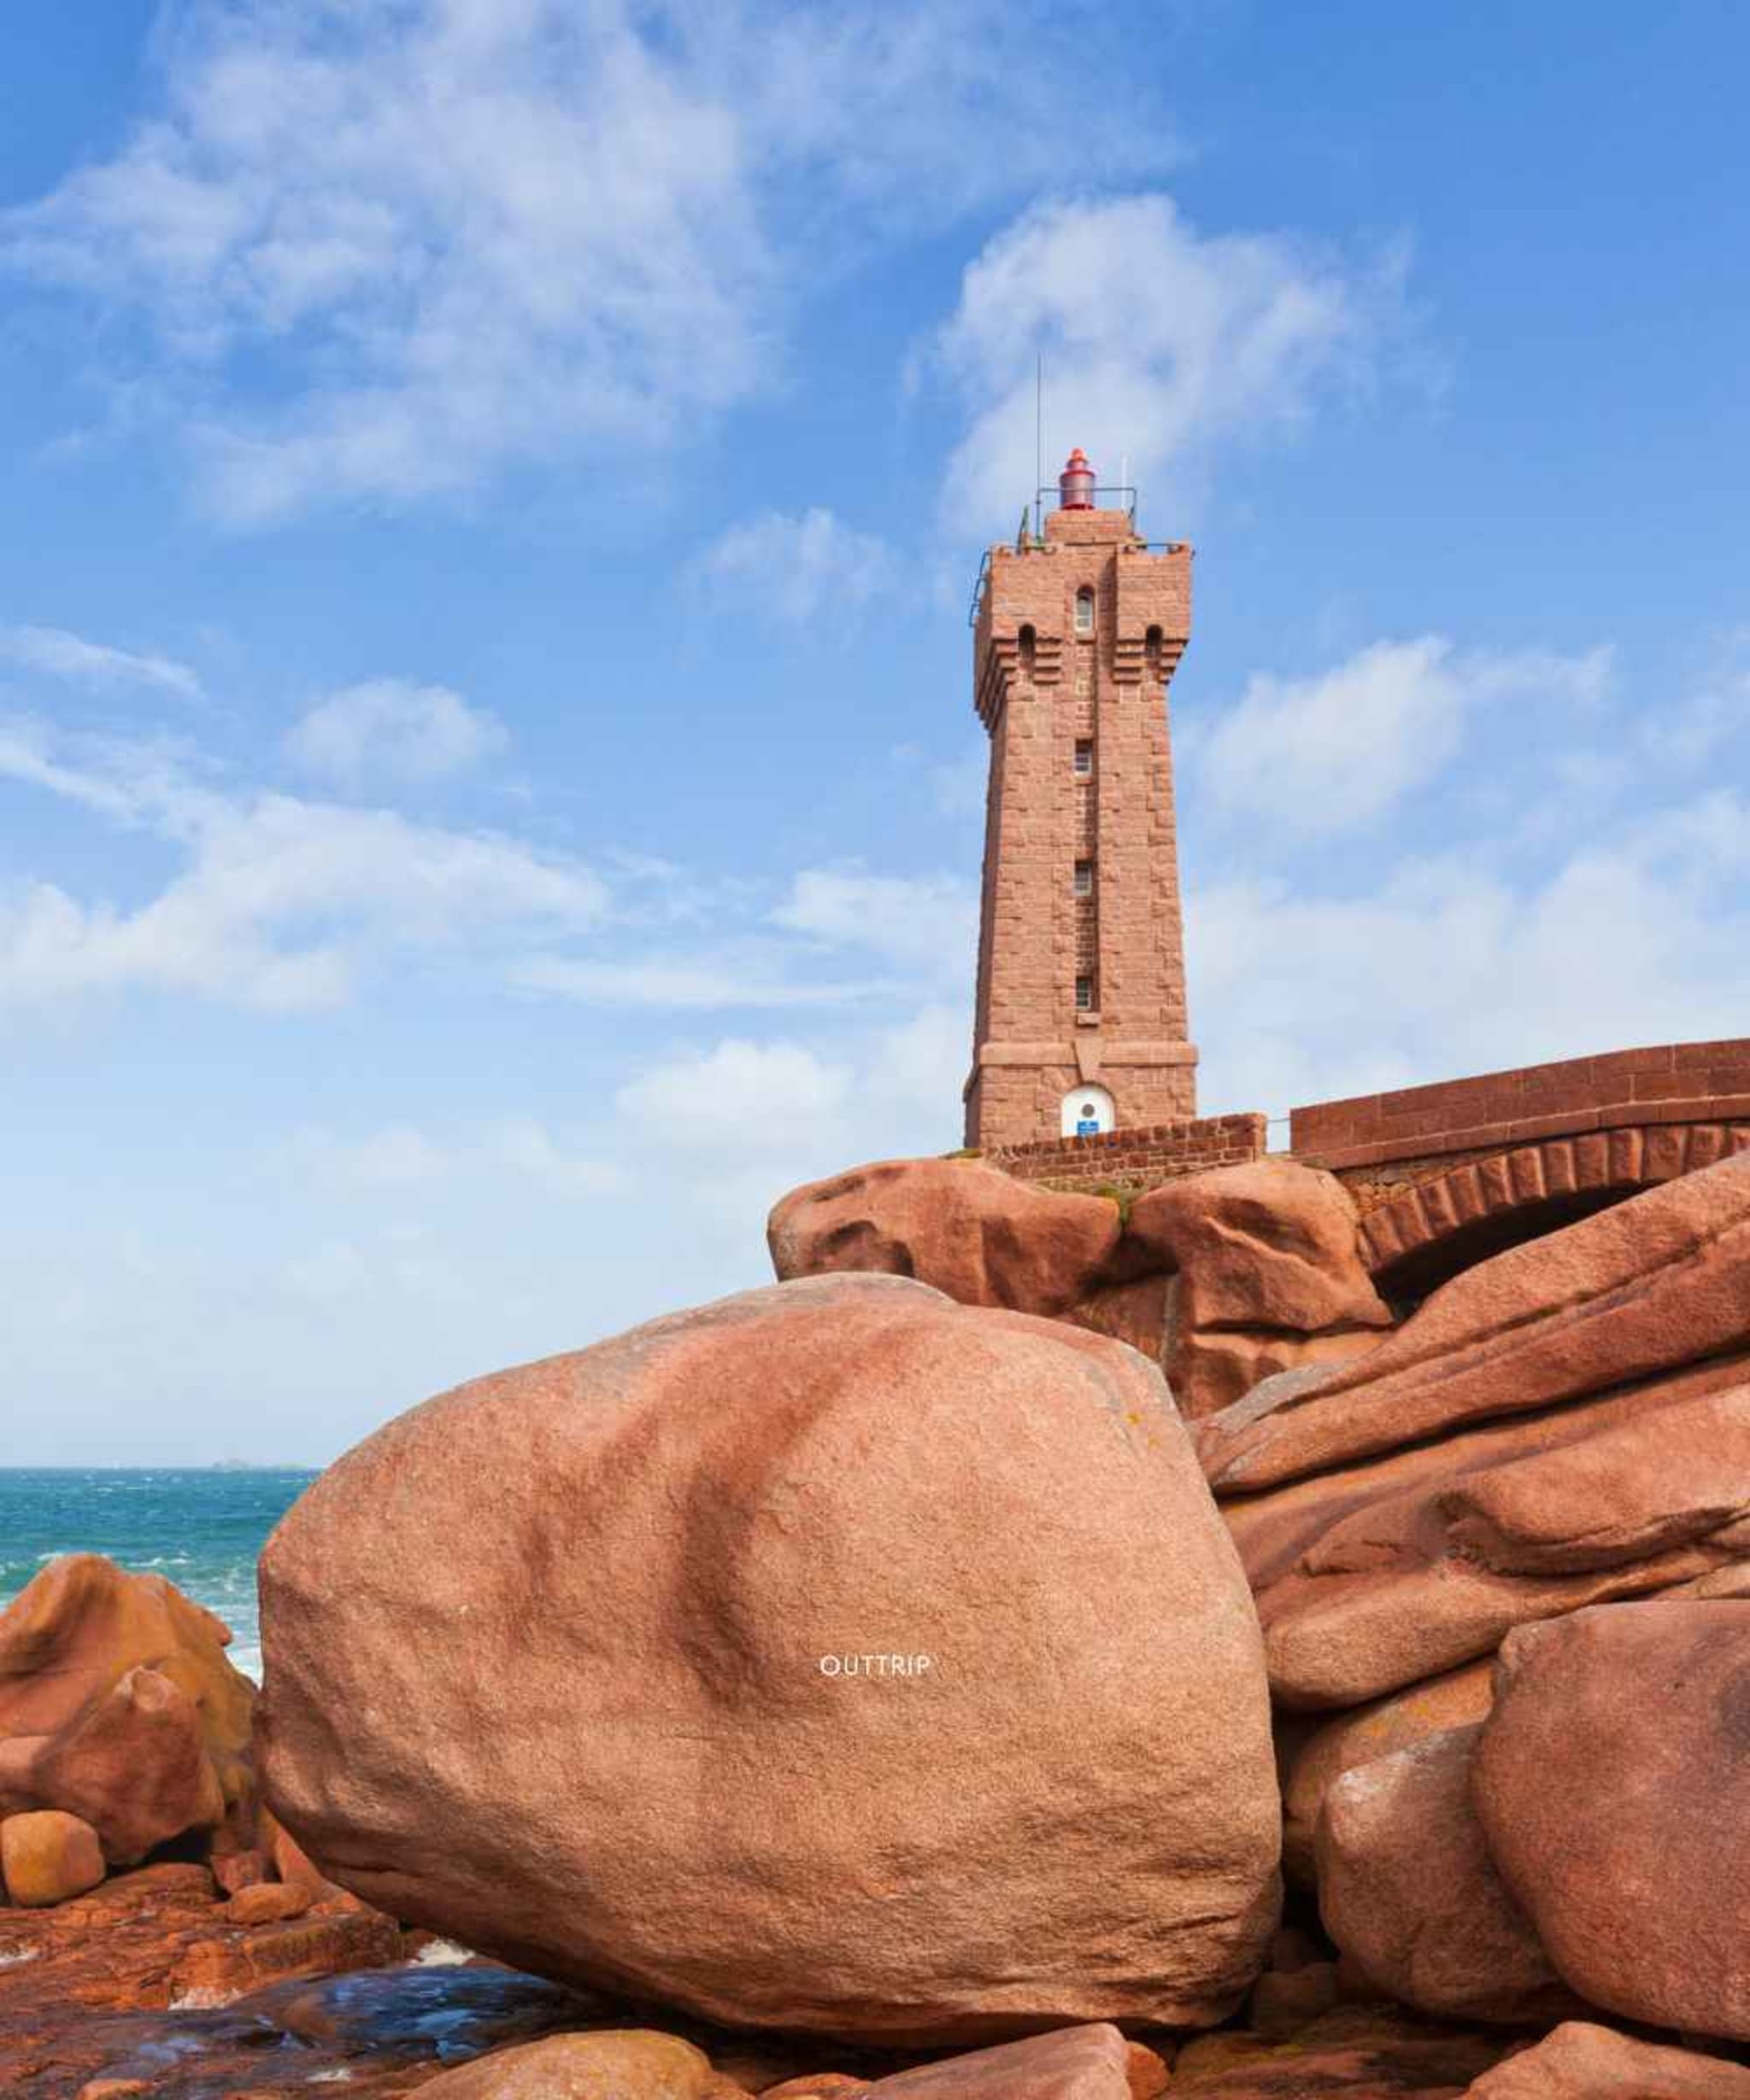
[1076,1114,1101,1136]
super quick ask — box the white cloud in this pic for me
[1194,636,1614,837]
[516,868,978,1012]
[285,678,508,790]
[0,726,607,1011]
[929,193,1406,530]
[514,950,897,1011]
[3,2,1175,523]
[291,1117,622,1198]
[0,624,203,703]
[617,1038,854,1153]
[611,1002,966,1229]
[771,866,977,979]
[1191,790,1750,1113]
[1641,628,1750,768]
[692,509,895,624]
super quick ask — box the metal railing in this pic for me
[1036,483,1137,516]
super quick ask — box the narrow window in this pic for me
[1072,738,1093,777]
[1018,623,1036,672]
[1074,975,1095,1012]
[1145,623,1164,675]
[1073,859,1094,898]
[1074,586,1095,636]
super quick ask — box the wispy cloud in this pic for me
[927,193,1412,530]
[513,950,901,1011]
[1193,789,1750,1113]
[771,866,976,983]
[0,723,606,1011]
[690,508,895,625]
[1191,636,1614,838]
[285,678,508,791]
[291,1117,624,1198]
[0,623,203,703]
[3,0,1177,523]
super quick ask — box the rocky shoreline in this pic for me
[3,1147,1747,2096]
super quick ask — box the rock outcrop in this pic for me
[1202,1153,1750,1713]
[1183,1154,1750,2056]
[0,1554,257,1866]
[1472,1600,1750,2042]
[1200,1148,1750,1493]
[768,1155,1390,1417]
[260,1272,1282,2043]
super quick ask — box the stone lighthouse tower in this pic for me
[964,449,1198,1148]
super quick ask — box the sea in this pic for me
[0,1469,319,1682]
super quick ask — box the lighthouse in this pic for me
[963,451,1198,1147]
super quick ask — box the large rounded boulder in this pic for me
[259,1274,1280,2044]
[1471,1599,1750,2041]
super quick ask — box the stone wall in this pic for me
[1290,1040,1750,1172]
[983,1112,1266,1194]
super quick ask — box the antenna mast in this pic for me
[1035,352,1044,541]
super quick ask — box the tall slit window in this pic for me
[1074,586,1095,636]
[1018,623,1036,672]
[1072,738,1093,777]
[1075,975,1095,1012]
[1073,859,1094,898]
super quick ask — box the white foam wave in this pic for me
[410,1939,477,1967]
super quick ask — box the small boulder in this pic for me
[225,1879,314,1927]
[1281,1661,1495,1882]
[1465,2021,1750,2097]
[261,1275,1282,2043]
[212,1845,268,1896]
[414,2030,743,2098]
[1472,1600,1750,2040]
[1315,1725,1566,2023]
[0,1809,106,1906]
[859,2025,1131,2097]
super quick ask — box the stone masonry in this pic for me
[986,1113,1268,1195]
[964,453,1199,1147]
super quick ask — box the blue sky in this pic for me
[2,0,1746,1464]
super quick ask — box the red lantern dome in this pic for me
[1058,448,1095,510]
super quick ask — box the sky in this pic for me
[2,0,1747,1464]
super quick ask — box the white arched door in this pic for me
[1061,1083,1115,1138]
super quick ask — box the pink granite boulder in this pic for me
[261,1274,1280,2044]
